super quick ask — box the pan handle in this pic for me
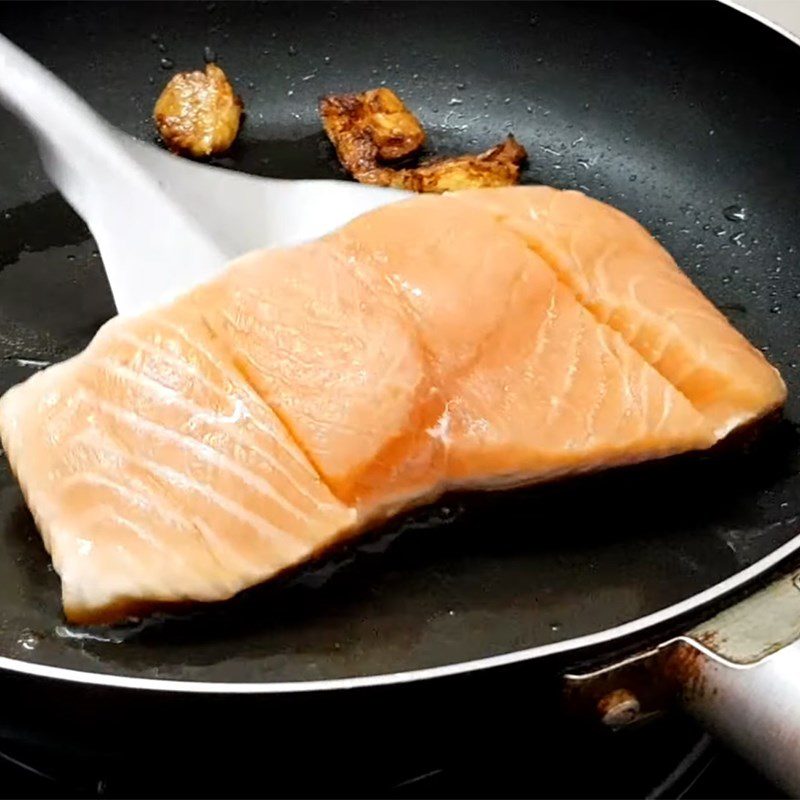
[675,565,800,795]
[678,636,800,796]
[565,566,800,795]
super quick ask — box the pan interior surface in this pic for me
[0,1,798,685]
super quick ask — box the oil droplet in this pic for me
[730,232,746,247]
[287,89,294,97]
[3,211,11,220]
[157,42,167,54]
[550,622,562,632]
[323,55,332,64]
[67,254,76,261]
[17,630,40,651]
[435,505,462,525]
[504,97,511,104]
[723,205,746,222]
[287,44,298,56]
[13,358,52,369]
[54,625,133,644]
[771,304,781,314]
[203,46,217,63]
[456,82,466,90]
[159,57,174,70]
[149,32,159,43]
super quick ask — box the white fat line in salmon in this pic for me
[89,358,325,525]
[153,318,325,480]
[62,468,253,583]
[94,341,333,511]
[69,388,318,557]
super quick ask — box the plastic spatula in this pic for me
[0,33,407,316]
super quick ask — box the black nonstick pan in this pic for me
[0,0,799,796]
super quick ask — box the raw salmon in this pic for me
[0,188,786,624]
[451,187,786,437]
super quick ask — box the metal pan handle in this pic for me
[565,567,800,795]
[681,636,800,795]
[675,568,800,796]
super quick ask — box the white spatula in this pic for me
[0,34,407,316]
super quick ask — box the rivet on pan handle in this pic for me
[564,567,800,796]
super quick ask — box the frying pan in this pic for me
[0,0,798,795]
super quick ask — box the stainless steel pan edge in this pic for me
[563,4,800,794]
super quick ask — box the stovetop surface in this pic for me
[0,714,783,799]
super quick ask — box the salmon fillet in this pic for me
[0,188,786,624]
[451,187,787,438]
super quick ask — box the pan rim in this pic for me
[0,0,798,695]
[1,528,798,694]
[719,0,800,49]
